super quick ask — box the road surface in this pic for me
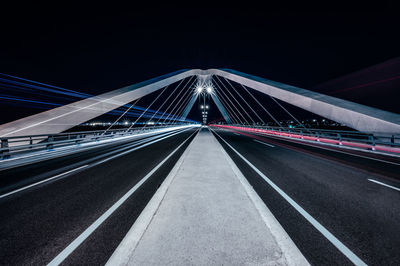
[211,127,400,265]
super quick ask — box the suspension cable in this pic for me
[125,84,170,131]
[214,82,243,124]
[239,83,283,128]
[215,91,241,124]
[214,83,244,125]
[102,97,141,135]
[213,77,249,124]
[223,77,266,125]
[155,76,195,125]
[214,76,255,124]
[269,96,311,132]
[141,77,189,129]
[170,87,196,124]
[212,89,239,124]
[160,77,197,124]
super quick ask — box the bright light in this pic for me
[206,105,209,109]
[206,86,212,93]
[197,86,203,93]
[124,121,128,125]
[201,105,204,109]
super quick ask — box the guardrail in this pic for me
[0,125,184,160]
[210,124,400,154]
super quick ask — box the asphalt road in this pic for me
[211,127,400,265]
[0,127,198,265]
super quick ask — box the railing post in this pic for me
[337,133,342,145]
[1,139,10,159]
[369,135,376,150]
[47,136,54,150]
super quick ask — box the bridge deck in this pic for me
[107,128,308,265]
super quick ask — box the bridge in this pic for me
[0,69,399,265]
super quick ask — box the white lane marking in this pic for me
[368,179,400,192]
[234,133,241,136]
[253,132,400,166]
[0,165,89,199]
[211,129,367,266]
[93,128,192,165]
[105,129,198,266]
[47,129,198,266]
[0,128,194,200]
[219,135,309,265]
[253,139,275,148]
[0,125,191,165]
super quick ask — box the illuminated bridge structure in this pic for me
[1,69,399,138]
[1,69,400,266]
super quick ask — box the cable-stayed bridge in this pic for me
[0,69,399,265]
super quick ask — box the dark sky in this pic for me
[0,1,399,123]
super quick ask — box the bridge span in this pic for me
[0,69,400,265]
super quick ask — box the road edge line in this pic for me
[211,128,367,266]
[0,164,89,199]
[211,128,309,266]
[47,129,198,266]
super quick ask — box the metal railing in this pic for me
[0,125,183,159]
[212,124,400,152]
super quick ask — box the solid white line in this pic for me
[0,164,89,199]
[368,179,400,192]
[219,133,309,265]
[105,129,198,266]
[253,139,275,148]
[212,129,367,266]
[93,128,192,165]
[0,125,191,165]
[0,128,193,200]
[47,129,198,266]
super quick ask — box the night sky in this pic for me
[0,1,399,125]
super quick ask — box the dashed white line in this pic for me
[252,132,400,166]
[253,139,275,148]
[212,129,367,266]
[368,179,400,192]
[0,164,89,199]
